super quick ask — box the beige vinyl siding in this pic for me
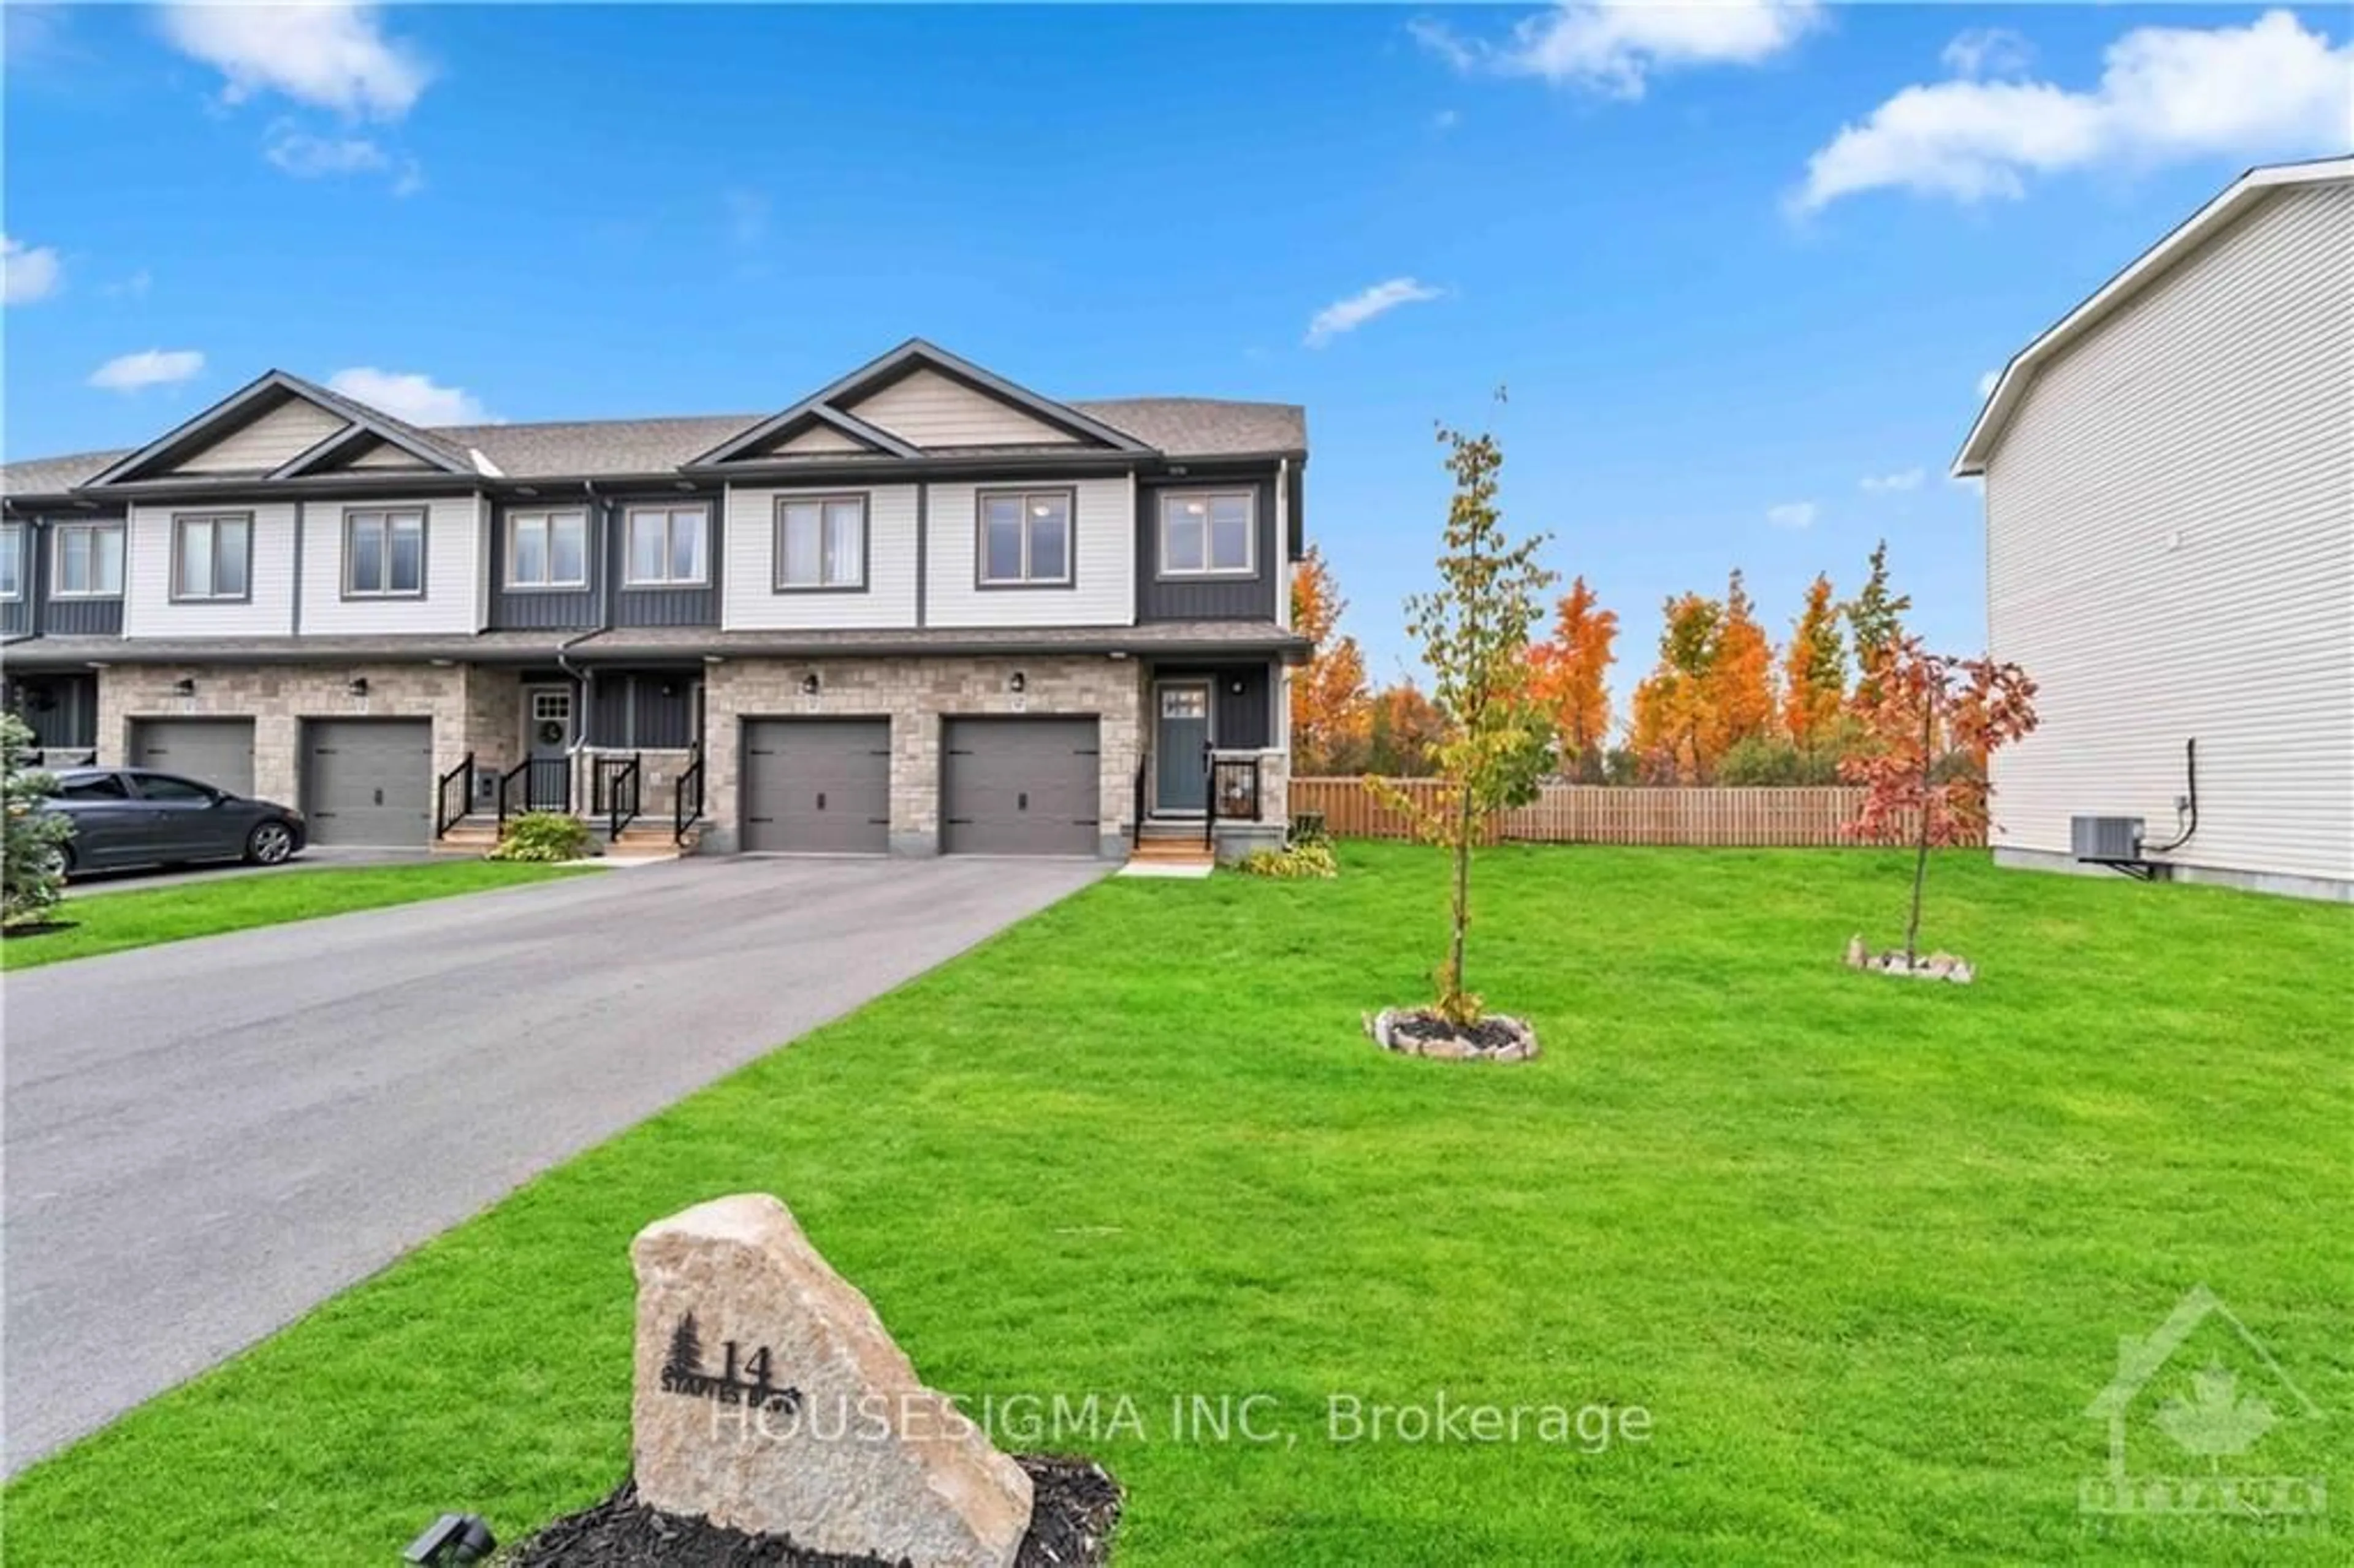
[122,500,298,636]
[722,482,919,629]
[767,424,870,456]
[1984,181,2353,886]
[924,476,1132,628]
[846,367,1081,449]
[341,438,434,470]
[171,398,349,474]
[298,495,487,634]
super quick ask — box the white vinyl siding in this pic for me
[723,483,918,628]
[300,495,486,634]
[844,367,1081,449]
[924,476,1132,628]
[1984,181,2353,888]
[170,398,349,475]
[123,501,297,636]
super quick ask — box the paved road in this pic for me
[2,855,1105,1472]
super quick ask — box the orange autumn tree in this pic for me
[1842,637,2039,964]
[1364,680,1449,775]
[1629,592,1722,782]
[1707,569,1778,758]
[1782,573,1847,752]
[1289,544,1370,773]
[1527,576,1618,777]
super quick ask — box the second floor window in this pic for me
[978,489,1072,586]
[345,508,426,598]
[627,505,709,588]
[173,514,251,602]
[53,522,125,597]
[510,509,588,589]
[1160,491,1254,576]
[0,525,21,599]
[775,495,866,590]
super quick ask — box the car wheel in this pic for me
[45,843,74,881]
[245,820,297,866]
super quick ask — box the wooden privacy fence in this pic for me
[1290,778,1973,848]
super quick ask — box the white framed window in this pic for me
[1159,490,1254,577]
[0,525,21,600]
[978,489,1072,587]
[775,495,866,591]
[626,505,709,587]
[172,513,252,602]
[509,509,588,590]
[52,522,126,598]
[344,508,427,598]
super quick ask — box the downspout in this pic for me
[553,479,603,807]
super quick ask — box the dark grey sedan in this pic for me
[40,767,308,878]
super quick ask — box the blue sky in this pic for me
[6,4,2350,712]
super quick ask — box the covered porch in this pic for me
[435,664,707,850]
[1134,657,1288,862]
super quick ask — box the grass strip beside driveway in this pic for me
[0,861,596,970]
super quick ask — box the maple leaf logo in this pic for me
[2154,1363,2277,1469]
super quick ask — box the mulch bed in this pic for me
[1366,1006,1540,1062]
[1385,1013,1525,1052]
[506,1455,1121,1567]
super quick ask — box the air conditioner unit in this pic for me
[2071,815,2144,864]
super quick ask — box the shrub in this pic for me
[489,811,594,863]
[1238,842,1338,880]
[2,713,71,927]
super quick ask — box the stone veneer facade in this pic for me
[700,654,1147,857]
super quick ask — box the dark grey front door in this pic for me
[1153,683,1209,814]
[303,719,433,845]
[941,717,1100,856]
[741,718,891,853]
[129,718,256,799]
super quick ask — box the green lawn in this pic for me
[5,845,2346,1564]
[0,860,595,969]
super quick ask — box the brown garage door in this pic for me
[130,718,257,798]
[940,717,1100,856]
[302,719,433,845]
[741,718,891,853]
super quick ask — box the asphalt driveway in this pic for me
[2,854,1107,1472]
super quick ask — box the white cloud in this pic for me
[1977,368,2001,398]
[104,268,154,300]
[2,235,63,304]
[1414,1,1819,99]
[1941,28,2033,80]
[89,348,205,392]
[264,127,389,177]
[1860,469,1924,493]
[327,367,490,425]
[158,1,430,118]
[1305,277,1445,348]
[1796,10,2354,211]
[391,159,424,198]
[1766,501,1819,530]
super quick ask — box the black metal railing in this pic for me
[435,751,474,839]
[1210,755,1262,847]
[1131,756,1149,850]
[500,756,572,825]
[674,750,705,845]
[594,753,643,839]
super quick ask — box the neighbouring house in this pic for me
[1956,157,2352,903]
[0,340,1309,861]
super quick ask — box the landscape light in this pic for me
[401,1512,495,1564]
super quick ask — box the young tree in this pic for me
[1629,591,1722,782]
[1374,416,1556,1026]
[2,712,71,927]
[1707,568,1778,757]
[1289,544,1371,774]
[1841,637,2038,964]
[1782,572,1847,752]
[1844,539,1913,707]
[1526,575,1618,772]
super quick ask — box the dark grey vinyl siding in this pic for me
[0,594,26,638]
[609,492,720,628]
[5,519,126,637]
[45,597,124,636]
[587,671,699,750]
[487,502,600,630]
[1136,474,1279,623]
[1157,661,1274,750]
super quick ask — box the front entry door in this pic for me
[524,686,574,811]
[1154,682,1210,814]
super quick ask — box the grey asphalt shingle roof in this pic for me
[3,398,1306,496]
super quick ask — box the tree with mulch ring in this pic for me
[1365,402,1555,1064]
[508,1454,1121,1567]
